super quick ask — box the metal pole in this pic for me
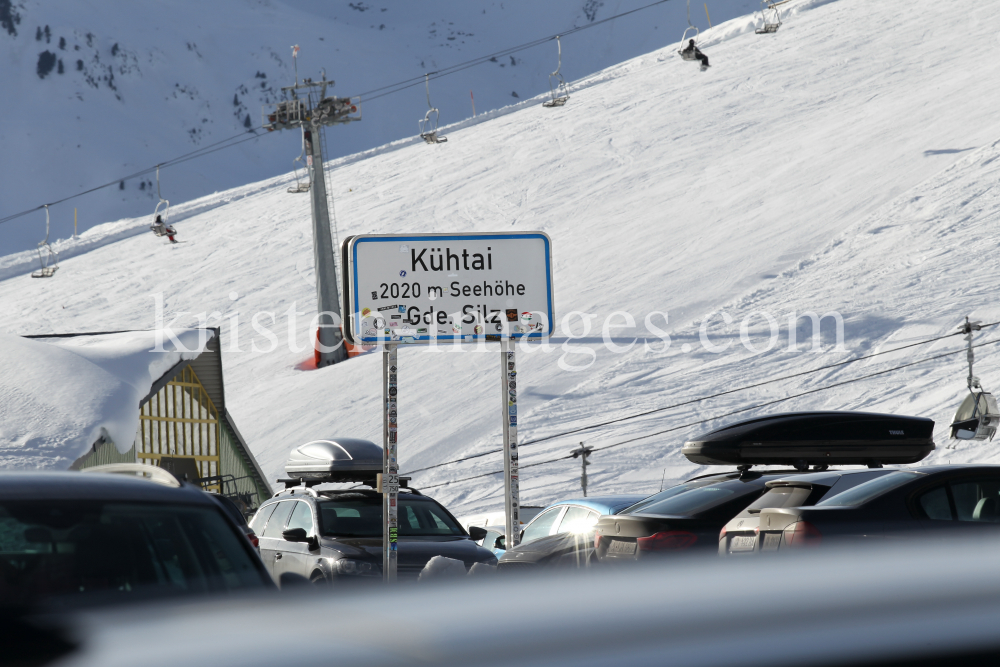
[383,344,399,582]
[304,125,348,367]
[502,337,521,549]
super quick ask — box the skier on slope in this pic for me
[151,214,178,243]
[681,39,710,70]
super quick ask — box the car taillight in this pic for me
[594,532,602,550]
[782,521,822,548]
[247,531,259,549]
[637,531,698,552]
[719,525,727,541]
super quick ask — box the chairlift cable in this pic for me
[418,335,1000,490]
[4,0,683,225]
[401,324,999,477]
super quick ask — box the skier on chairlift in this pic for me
[151,214,178,244]
[682,39,710,70]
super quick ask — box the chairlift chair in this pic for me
[149,165,172,235]
[951,391,1000,441]
[419,74,448,144]
[287,134,311,194]
[542,36,570,108]
[950,316,1000,441]
[30,205,59,278]
[678,0,701,61]
[755,0,783,34]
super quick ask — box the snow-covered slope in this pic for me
[0,0,761,253]
[3,0,1000,515]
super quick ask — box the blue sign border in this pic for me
[350,233,554,343]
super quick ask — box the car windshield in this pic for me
[0,500,268,610]
[815,471,923,507]
[317,494,465,538]
[622,478,757,517]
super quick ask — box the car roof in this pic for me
[763,468,891,485]
[538,494,649,516]
[0,471,213,503]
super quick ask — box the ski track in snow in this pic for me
[3,0,1000,515]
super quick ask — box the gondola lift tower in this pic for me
[263,45,361,367]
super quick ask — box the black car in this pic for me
[597,410,939,563]
[755,465,1000,552]
[594,469,802,562]
[250,487,497,584]
[719,468,893,556]
[0,470,274,611]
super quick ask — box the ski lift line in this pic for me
[3,0,685,227]
[0,130,265,227]
[415,336,1000,491]
[355,0,678,103]
[399,324,999,477]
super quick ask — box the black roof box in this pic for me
[682,412,935,467]
[284,438,383,483]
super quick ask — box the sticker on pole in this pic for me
[343,232,554,344]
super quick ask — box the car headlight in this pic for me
[334,558,375,576]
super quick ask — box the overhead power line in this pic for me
[417,334,1000,490]
[403,323,998,477]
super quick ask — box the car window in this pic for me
[747,486,813,511]
[816,471,924,507]
[557,506,599,534]
[261,501,294,539]
[285,501,314,536]
[316,494,465,537]
[625,479,764,517]
[0,500,269,609]
[482,529,502,548]
[918,486,953,520]
[951,479,1000,522]
[249,503,277,534]
[521,507,564,544]
[622,477,736,515]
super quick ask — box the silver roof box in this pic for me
[284,438,383,483]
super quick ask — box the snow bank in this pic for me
[0,329,212,470]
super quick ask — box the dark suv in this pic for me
[250,487,497,584]
[0,470,274,611]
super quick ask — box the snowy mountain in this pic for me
[3,0,1000,517]
[0,0,759,253]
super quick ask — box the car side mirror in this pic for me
[468,526,488,542]
[495,536,506,551]
[282,527,307,542]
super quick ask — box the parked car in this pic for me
[0,468,274,612]
[719,468,893,556]
[754,464,1000,552]
[249,487,497,584]
[594,470,806,562]
[598,410,939,564]
[208,491,259,549]
[497,495,647,570]
[460,506,545,556]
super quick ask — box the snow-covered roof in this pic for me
[0,329,214,470]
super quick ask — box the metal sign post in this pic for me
[343,232,553,582]
[502,335,521,549]
[382,344,399,582]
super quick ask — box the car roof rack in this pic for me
[682,411,935,470]
[80,463,182,488]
